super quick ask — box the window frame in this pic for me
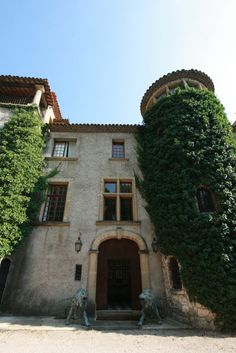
[112,140,125,159]
[52,141,69,158]
[42,183,68,222]
[196,186,216,213]
[101,178,137,222]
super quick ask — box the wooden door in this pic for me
[96,239,141,310]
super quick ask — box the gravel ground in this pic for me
[0,329,235,353]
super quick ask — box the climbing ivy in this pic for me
[0,107,45,257]
[136,88,236,330]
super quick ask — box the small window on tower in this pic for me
[112,140,125,158]
[168,257,182,290]
[196,187,216,212]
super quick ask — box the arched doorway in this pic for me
[96,239,141,310]
[0,259,11,303]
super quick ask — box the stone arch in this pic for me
[90,229,148,252]
[87,229,150,312]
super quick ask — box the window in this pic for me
[196,187,215,212]
[42,184,68,222]
[103,180,134,221]
[168,257,182,290]
[112,140,125,158]
[75,265,82,281]
[52,141,69,157]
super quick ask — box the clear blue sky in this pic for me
[1,0,236,124]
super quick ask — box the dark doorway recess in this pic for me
[96,239,141,310]
[0,258,11,303]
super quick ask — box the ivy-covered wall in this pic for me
[137,88,236,330]
[0,107,45,258]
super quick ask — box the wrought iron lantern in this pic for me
[151,237,158,253]
[75,233,82,253]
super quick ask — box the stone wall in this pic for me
[162,255,215,329]
[1,130,165,316]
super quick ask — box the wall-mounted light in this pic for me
[151,237,158,253]
[75,232,82,253]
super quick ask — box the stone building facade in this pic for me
[0,70,225,329]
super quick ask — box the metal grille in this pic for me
[112,142,124,158]
[108,259,131,282]
[42,184,67,222]
[75,264,82,281]
[52,142,69,157]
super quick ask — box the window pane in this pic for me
[120,198,132,221]
[104,182,117,193]
[112,142,124,158]
[120,182,132,193]
[43,184,67,221]
[104,197,116,220]
[52,142,69,157]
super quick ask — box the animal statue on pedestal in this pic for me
[138,289,162,326]
[66,288,90,327]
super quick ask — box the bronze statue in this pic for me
[138,289,162,326]
[66,288,90,327]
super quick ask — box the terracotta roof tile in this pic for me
[50,123,141,133]
[51,92,63,120]
[0,75,53,106]
[140,69,215,116]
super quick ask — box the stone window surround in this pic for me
[42,184,68,222]
[162,256,185,296]
[98,177,138,223]
[39,178,72,225]
[112,139,125,158]
[109,139,129,161]
[45,137,78,161]
[52,141,69,158]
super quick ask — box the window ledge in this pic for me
[45,157,78,161]
[96,220,141,226]
[34,222,70,227]
[109,158,129,161]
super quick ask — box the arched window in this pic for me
[196,187,216,212]
[168,257,182,290]
[0,258,11,303]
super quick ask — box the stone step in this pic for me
[96,310,141,321]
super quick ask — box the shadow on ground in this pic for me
[0,315,234,338]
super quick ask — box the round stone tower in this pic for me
[140,69,214,116]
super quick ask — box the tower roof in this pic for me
[140,69,215,116]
